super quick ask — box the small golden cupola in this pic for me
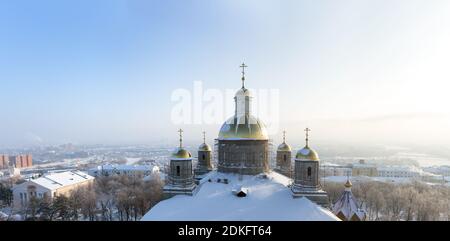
[291,127,328,206]
[194,131,213,176]
[295,128,319,161]
[172,129,192,159]
[277,130,292,152]
[276,130,293,177]
[164,129,197,197]
[198,131,212,152]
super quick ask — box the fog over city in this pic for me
[1,0,450,162]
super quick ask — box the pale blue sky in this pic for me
[1,0,450,147]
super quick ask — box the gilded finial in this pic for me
[178,129,183,148]
[282,130,286,143]
[202,131,206,144]
[304,127,311,147]
[345,174,352,188]
[345,179,352,188]
[240,62,248,88]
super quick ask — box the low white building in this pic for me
[322,163,352,177]
[12,171,94,209]
[377,165,424,178]
[88,164,160,178]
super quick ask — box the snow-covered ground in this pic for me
[0,208,22,221]
[142,171,339,221]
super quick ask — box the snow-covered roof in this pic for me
[92,164,156,172]
[142,171,339,221]
[332,186,365,221]
[321,162,344,167]
[28,171,94,191]
[352,163,376,168]
[377,165,423,173]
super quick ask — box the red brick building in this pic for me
[0,154,32,169]
[12,154,33,168]
[0,155,9,169]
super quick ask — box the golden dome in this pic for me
[172,148,192,159]
[277,143,292,152]
[218,115,268,140]
[295,146,319,161]
[198,143,212,152]
[344,179,352,188]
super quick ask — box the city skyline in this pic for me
[1,0,450,147]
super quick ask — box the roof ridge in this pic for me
[70,170,88,179]
[42,176,63,186]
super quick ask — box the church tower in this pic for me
[291,128,329,207]
[194,131,213,177]
[332,179,366,221]
[275,131,292,177]
[163,129,197,197]
[217,63,269,175]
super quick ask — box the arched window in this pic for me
[202,154,205,160]
[283,155,287,162]
[176,166,180,176]
[307,167,312,177]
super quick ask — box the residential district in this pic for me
[1,66,449,221]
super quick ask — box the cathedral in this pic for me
[146,63,364,220]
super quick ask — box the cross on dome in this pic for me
[304,127,311,147]
[178,129,183,148]
[240,62,248,88]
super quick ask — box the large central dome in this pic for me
[218,115,268,140]
[217,63,270,175]
[218,81,268,140]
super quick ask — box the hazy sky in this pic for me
[1,0,450,148]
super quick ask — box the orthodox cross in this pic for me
[202,131,206,144]
[282,130,286,143]
[304,127,311,147]
[178,129,183,148]
[240,62,248,88]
